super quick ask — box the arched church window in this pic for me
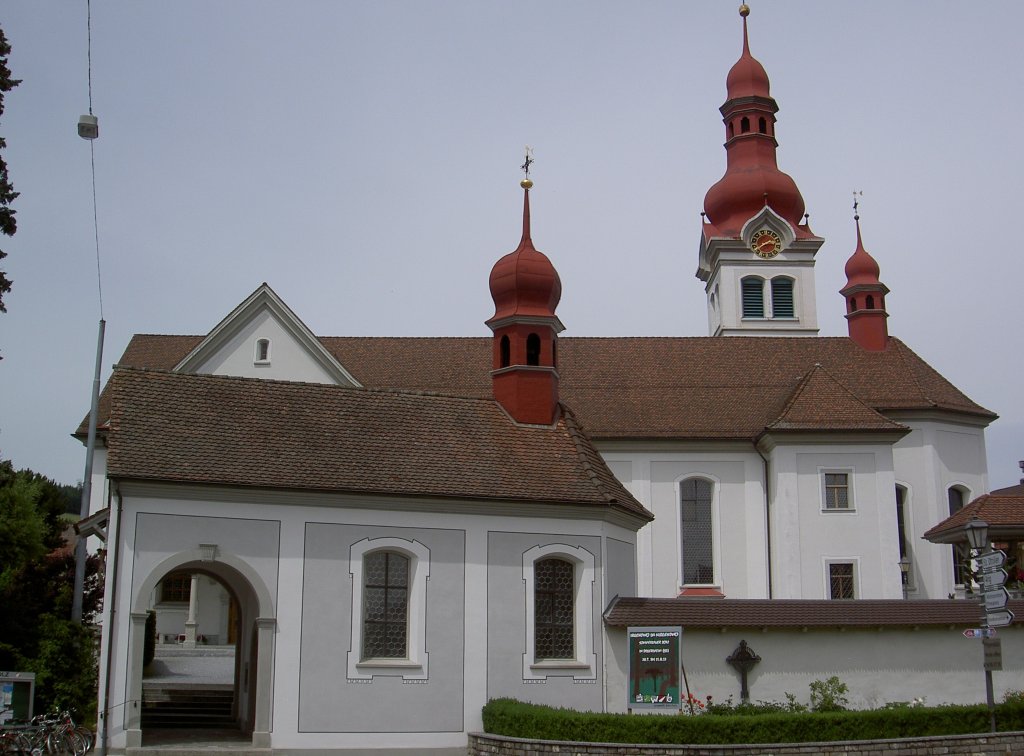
[500,335,510,368]
[948,486,970,585]
[362,550,409,659]
[758,117,767,134]
[680,478,714,585]
[741,276,764,318]
[534,557,575,660]
[526,333,541,366]
[741,116,750,133]
[770,277,794,318]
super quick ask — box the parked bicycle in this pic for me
[0,710,93,755]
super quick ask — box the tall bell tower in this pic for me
[697,4,823,337]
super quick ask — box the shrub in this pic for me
[809,675,849,712]
[481,698,1024,745]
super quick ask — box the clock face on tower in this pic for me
[751,229,782,259]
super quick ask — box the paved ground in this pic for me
[145,646,235,687]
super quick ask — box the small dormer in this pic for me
[174,283,361,386]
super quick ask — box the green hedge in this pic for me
[481,698,1024,745]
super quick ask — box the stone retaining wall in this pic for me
[468,731,1024,755]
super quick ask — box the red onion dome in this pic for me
[703,163,806,235]
[726,7,770,101]
[844,217,882,287]
[488,184,562,322]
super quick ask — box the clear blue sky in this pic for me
[0,2,1020,488]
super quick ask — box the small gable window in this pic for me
[254,338,271,365]
[500,335,511,368]
[526,333,541,366]
[770,277,795,318]
[741,276,765,318]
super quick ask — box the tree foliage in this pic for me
[0,24,20,316]
[0,460,101,719]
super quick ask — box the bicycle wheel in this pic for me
[45,729,71,755]
[73,726,93,754]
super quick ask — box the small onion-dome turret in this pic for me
[487,180,562,324]
[844,217,882,288]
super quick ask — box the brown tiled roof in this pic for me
[603,596,1022,628]
[104,367,651,519]
[923,494,1024,542]
[992,482,1024,496]
[764,364,906,434]
[94,333,995,440]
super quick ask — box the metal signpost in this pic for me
[962,517,1015,734]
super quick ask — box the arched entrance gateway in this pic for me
[125,547,275,749]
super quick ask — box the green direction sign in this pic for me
[627,626,682,710]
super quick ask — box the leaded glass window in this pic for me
[824,473,850,509]
[160,572,191,603]
[681,478,714,584]
[829,563,855,599]
[362,551,409,659]
[534,558,574,660]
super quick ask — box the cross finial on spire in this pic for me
[521,146,534,178]
[852,190,863,220]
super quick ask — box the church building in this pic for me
[81,6,1000,754]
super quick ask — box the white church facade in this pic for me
[79,7,1003,754]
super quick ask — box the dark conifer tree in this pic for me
[0,25,20,318]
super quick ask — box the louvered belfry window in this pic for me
[681,478,714,584]
[770,277,794,317]
[362,551,409,659]
[534,557,574,660]
[741,277,764,318]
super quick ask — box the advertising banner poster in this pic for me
[627,626,682,710]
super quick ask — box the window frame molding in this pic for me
[819,468,856,513]
[347,537,430,681]
[521,543,596,681]
[824,558,859,600]
[676,474,721,590]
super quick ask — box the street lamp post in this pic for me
[963,517,996,733]
[898,556,911,599]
